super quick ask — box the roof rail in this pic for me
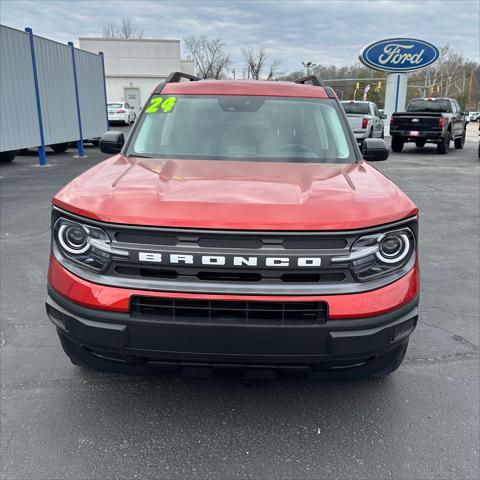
[294,75,337,99]
[294,75,326,87]
[164,71,200,83]
[153,71,201,94]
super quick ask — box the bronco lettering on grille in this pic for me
[138,252,322,268]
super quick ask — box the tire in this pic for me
[454,133,465,149]
[380,128,384,139]
[372,341,409,378]
[90,139,99,146]
[415,139,426,148]
[0,150,16,163]
[50,142,69,153]
[436,132,450,154]
[391,136,405,152]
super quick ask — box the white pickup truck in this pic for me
[341,101,386,142]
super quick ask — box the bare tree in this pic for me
[242,47,282,80]
[242,47,267,80]
[103,18,143,39]
[184,36,231,79]
[266,58,282,80]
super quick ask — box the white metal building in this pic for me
[78,38,195,113]
[1,25,107,164]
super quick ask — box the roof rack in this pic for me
[153,71,200,94]
[294,75,326,87]
[164,71,200,83]
[294,75,337,99]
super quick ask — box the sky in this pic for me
[1,0,479,73]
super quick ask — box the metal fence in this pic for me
[0,25,108,165]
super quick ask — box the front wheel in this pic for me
[391,136,405,152]
[454,133,465,149]
[437,133,450,154]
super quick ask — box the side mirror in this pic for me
[99,131,125,154]
[380,114,387,119]
[362,138,389,161]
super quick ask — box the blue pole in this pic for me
[68,42,85,157]
[99,52,109,131]
[25,27,47,166]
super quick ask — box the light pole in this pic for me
[302,61,317,76]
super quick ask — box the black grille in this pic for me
[106,227,359,292]
[130,296,328,325]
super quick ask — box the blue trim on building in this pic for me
[99,52,109,132]
[68,42,85,157]
[25,27,47,166]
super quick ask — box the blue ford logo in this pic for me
[359,38,440,72]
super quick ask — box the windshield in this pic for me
[108,103,123,109]
[341,102,370,115]
[127,95,354,163]
[407,99,451,112]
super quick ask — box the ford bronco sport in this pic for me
[46,72,419,380]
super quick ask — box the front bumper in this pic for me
[46,286,418,379]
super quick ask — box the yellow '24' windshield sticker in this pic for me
[145,96,177,114]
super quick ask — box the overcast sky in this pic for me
[1,0,479,73]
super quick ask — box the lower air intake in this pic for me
[130,296,328,325]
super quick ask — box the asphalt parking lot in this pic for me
[1,135,479,480]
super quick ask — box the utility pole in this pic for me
[467,69,474,110]
[302,61,316,76]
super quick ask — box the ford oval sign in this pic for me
[359,38,440,72]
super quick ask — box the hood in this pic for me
[53,156,417,230]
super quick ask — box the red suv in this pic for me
[46,73,419,380]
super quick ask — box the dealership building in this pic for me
[78,37,195,113]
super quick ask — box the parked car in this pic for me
[46,73,419,380]
[390,97,466,154]
[466,111,480,122]
[107,101,136,125]
[341,100,386,142]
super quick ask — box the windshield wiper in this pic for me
[125,153,152,159]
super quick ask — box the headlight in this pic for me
[54,217,128,273]
[332,227,415,281]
